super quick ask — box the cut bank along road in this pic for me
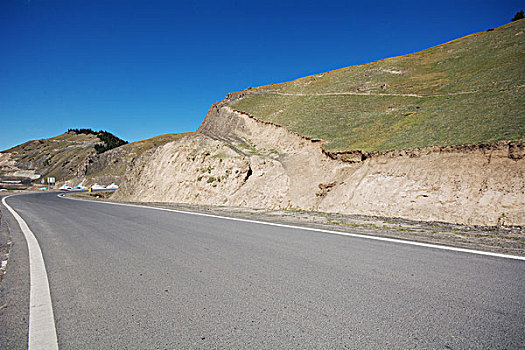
[1,192,524,349]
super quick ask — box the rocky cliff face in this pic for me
[114,102,524,226]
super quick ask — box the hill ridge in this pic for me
[242,20,520,92]
[0,130,192,189]
[229,19,525,152]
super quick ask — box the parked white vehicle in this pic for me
[106,183,119,190]
[91,183,106,190]
[59,184,72,190]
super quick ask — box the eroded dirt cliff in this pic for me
[114,102,524,226]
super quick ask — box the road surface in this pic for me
[1,192,524,349]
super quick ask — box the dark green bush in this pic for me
[511,10,524,21]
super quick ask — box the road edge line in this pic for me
[60,194,525,261]
[2,195,59,350]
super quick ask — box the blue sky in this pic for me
[1,0,522,150]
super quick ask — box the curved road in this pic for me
[1,192,524,349]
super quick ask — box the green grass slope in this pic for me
[230,20,525,152]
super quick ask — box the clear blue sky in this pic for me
[1,0,522,150]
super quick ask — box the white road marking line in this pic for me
[62,194,525,261]
[2,195,59,350]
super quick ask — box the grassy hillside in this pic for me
[2,132,101,180]
[231,20,525,152]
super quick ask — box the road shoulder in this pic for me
[0,197,30,349]
[69,191,524,257]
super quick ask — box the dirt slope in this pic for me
[72,132,193,186]
[115,21,525,226]
[114,105,524,226]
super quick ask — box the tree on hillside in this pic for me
[511,10,524,21]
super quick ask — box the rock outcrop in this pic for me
[114,102,525,226]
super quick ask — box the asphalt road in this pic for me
[1,192,524,349]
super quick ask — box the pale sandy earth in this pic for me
[114,104,524,227]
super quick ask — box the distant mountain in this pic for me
[0,131,192,189]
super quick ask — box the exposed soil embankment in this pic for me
[115,101,524,226]
[324,140,525,163]
[72,147,129,186]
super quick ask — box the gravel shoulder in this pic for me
[72,191,524,257]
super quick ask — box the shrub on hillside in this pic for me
[511,10,524,21]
